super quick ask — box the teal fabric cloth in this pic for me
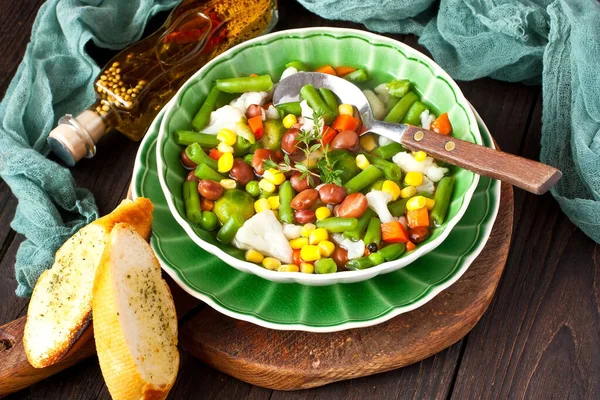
[298,0,600,242]
[0,0,180,297]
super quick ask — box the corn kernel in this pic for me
[254,198,271,213]
[359,134,377,152]
[355,154,370,170]
[259,178,276,193]
[309,228,328,245]
[267,196,280,210]
[404,171,424,187]
[406,195,427,211]
[400,186,417,199]
[414,151,427,162]
[381,180,401,201]
[300,262,315,274]
[278,264,300,272]
[282,114,298,129]
[217,141,234,153]
[300,245,322,261]
[301,223,316,237]
[263,168,286,185]
[218,152,234,173]
[245,249,264,264]
[262,257,281,270]
[425,198,436,210]
[217,128,237,146]
[318,240,335,257]
[290,237,309,249]
[315,206,331,221]
[220,179,237,189]
[338,103,354,116]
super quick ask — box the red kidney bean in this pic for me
[186,170,199,182]
[290,171,320,192]
[197,180,223,201]
[409,226,430,244]
[252,148,277,176]
[331,246,348,270]
[180,149,196,169]
[245,104,263,119]
[229,158,254,185]
[294,209,316,224]
[318,184,347,205]
[330,130,359,150]
[290,189,319,210]
[281,128,301,155]
[337,193,368,218]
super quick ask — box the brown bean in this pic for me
[290,189,319,210]
[197,180,223,201]
[186,170,199,182]
[229,158,254,185]
[245,104,263,119]
[318,184,347,205]
[333,205,341,217]
[409,226,430,244]
[251,148,277,176]
[337,193,368,218]
[294,209,316,224]
[290,171,320,192]
[180,149,196,169]
[330,130,359,150]
[331,246,348,270]
[281,128,301,155]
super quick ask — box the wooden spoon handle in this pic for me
[399,125,561,194]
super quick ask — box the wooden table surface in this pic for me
[1,1,599,399]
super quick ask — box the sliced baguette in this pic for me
[24,198,153,368]
[92,223,179,400]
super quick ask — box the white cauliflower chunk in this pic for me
[203,105,245,134]
[378,135,393,147]
[366,190,394,223]
[420,109,436,130]
[233,211,292,264]
[299,100,317,133]
[229,91,270,114]
[340,238,365,260]
[392,151,449,183]
[416,176,435,195]
[265,105,280,120]
[280,66,298,81]
[283,224,302,240]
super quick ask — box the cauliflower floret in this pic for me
[229,91,270,114]
[420,109,436,130]
[280,66,298,81]
[366,190,394,223]
[203,105,245,134]
[233,211,292,264]
[341,238,365,260]
[265,105,280,120]
[283,224,302,240]
[378,135,393,147]
[299,100,320,133]
[392,151,449,183]
[415,176,435,195]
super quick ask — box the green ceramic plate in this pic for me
[156,28,482,285]
[132,103,499,332]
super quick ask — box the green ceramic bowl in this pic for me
[157,28,481,286]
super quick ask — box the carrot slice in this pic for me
[406,241,417,251]
[208,148,223,160]
[407,208,430,228]
[430,113,452,135]
[334,66,357,77]
[331,114,361,132]
[247,115,264,139]
[200,198,214,211]
[292,249,302,266]
[321,125,337,145]
[381,221,409,243]
[315,65,337,75]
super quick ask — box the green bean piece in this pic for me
[214,92,238,109]
[344,165,384,194]
[364,217,382,246]
[262,119,285,150]
[388,198,408,217]
[186,143,218,170]
[402,101,429,126]
[319,88,339,117]
[183,180,202,224]
[375,142,406,160]
[275,102,302,117]
[316,217,358,233]
[245,181,260,197]
[378,243,406,261]
[243,153,254,165]
[386,79,411,98]
[346,257,374,270]
[215,75,273,94]
[216,214,245,244]
[234,136,253,157]
[192,86,220,131]
[174,130,220,147]
[364,154,402,181]
[199,211,218,231]
[431,177,455,226]
[285,60,308,71]
[314,258,337,274]
[385,96,401,115]
[300,84,335,124]
[368,252,385,266]
[383,91,418,123]
[194,164,226,181]
[278,181,295,224]
[344,208,375,240]
[343,68,368,82]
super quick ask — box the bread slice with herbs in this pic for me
[92,223,179,400]
[24,198,153,369]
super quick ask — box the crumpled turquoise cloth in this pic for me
[298,0,600,242]
[0,0,180,297]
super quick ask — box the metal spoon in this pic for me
[273,72,561,194]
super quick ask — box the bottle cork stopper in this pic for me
[48,110,106,166]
